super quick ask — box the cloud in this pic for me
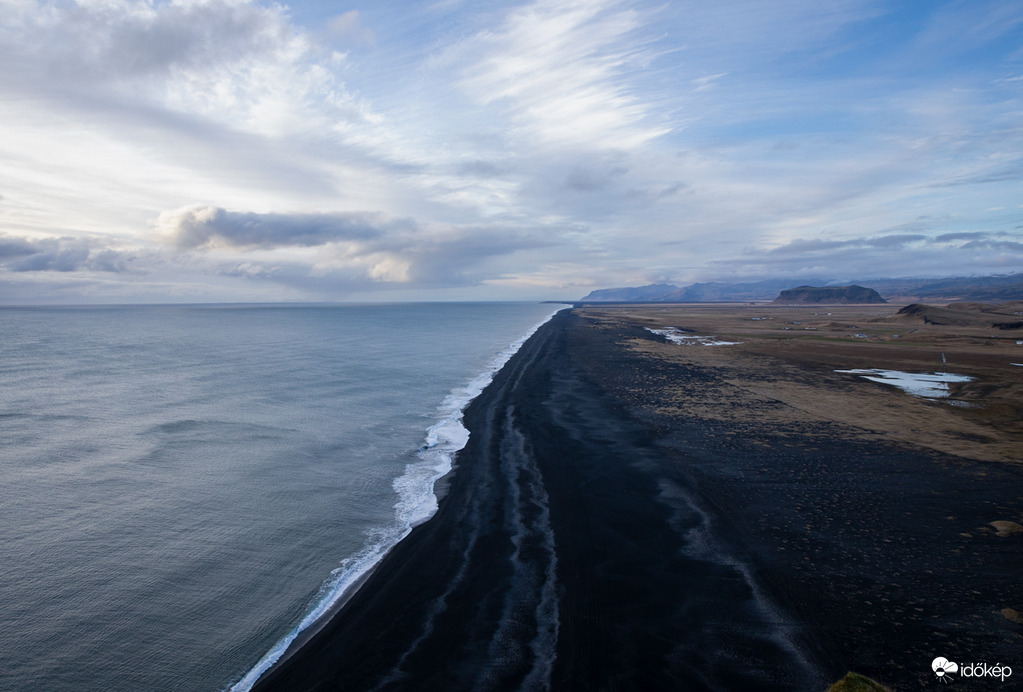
[450,0,672,149]
[712,231,1023,280]
[457,160,509,179]
[0,235,37,259]
[219,261,282,280]
[563,161,629,192]
[310,221,559,286]
[1,1,1021,302]
[863,234,929,249]
[930,159,1023,187]
[327,10,375,48]
[935,231,994,243]
[0,234,138,273]
[2,1,287,88]
[768,232,1023,257]
[0,0,375,141]
[155,204,557,287]
[768,234,929,255]
[958,236,1023,253]
[157,205,396,250]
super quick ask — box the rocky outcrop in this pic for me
[772,285,886,304]
[889,302,1023,328]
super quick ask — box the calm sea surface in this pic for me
[0,302,559,691]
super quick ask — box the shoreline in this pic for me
[251,308,1023,690]
[235,307,563,690]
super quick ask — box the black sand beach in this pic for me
[253,309,1023,691]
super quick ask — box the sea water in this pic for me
[0,302,559,691]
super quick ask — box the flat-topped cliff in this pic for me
[773,284,886,304]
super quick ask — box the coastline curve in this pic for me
[229,306,565,691]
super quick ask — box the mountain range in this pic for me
[578,274,1023,303]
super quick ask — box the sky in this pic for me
[0,0,1021,303]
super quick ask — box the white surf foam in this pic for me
[229,306,565,691]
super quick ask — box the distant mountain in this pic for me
[579,283,679,302]
[579,278,825,302]
[864,275,1023,302]
[772,285,886,304]
[662,278,829,302]
[578,274,1023,303]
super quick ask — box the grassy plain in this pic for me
[579,302,1023,464]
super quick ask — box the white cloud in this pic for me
[450,0,672,149]
[4,0,382,142]
[152,204,559,288]
[327,10,376,48]
[0,0,1020,302]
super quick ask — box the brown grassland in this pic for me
[578,302,1023,464]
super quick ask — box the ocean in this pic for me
[0,302,560,691]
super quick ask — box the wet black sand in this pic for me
[252,310,1023,691]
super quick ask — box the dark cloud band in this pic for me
[159,205,395,250]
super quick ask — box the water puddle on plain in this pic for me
[835,369,974,399]
[647,327,742,346]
